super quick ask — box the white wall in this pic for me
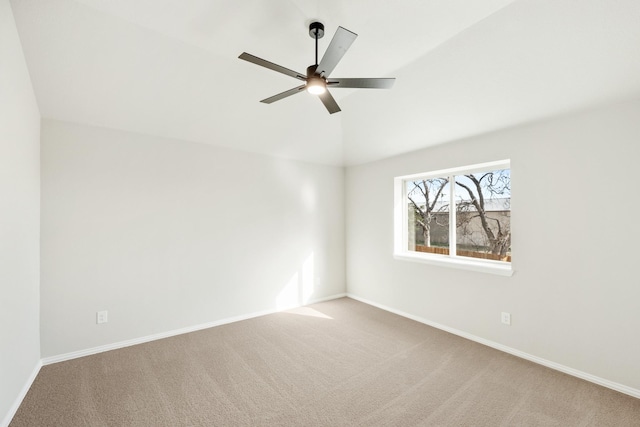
[40,119,345,357]
[0,0,41,424]
[345,100,640,391]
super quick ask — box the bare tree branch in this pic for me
[408,195,424,216]
[428,179,448,212]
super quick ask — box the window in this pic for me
[394,160,512,276]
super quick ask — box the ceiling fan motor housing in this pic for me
[306,65,326,94]
[307,65,320,78]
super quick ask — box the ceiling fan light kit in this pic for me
[306,77,326,95]
[239,21,395,114]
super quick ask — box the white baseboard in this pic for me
[42,293,347,366]
[346,293,640,400]
[1,360,42,427]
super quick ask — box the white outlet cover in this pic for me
[501,312,511,325]
[97,310,108,324]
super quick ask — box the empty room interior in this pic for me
[2,0,640,425]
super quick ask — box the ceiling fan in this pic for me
[239,22,395,114]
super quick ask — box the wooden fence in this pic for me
[415,245,511,262]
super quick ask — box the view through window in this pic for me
[397,161,511,271]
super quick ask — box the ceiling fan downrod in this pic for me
[308,21,324,66]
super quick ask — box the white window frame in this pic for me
[394,160,513,276]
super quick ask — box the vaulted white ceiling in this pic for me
[10,0,640,165]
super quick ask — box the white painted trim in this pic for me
[1,360,42,427]
[393,175,406,255]
[393,253,513,276]
[42,293,347,365]
[346,293,640,400]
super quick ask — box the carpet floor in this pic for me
[10,297,640,426]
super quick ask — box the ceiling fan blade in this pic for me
[239,52,306,81]
[327,78,396,89]
[260,85,306,104]
[316,27,357,78]
[318,90,341,114]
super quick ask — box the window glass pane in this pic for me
[406,178,450,254]
[454,169,511,262]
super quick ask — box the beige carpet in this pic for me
[10,298,640,426]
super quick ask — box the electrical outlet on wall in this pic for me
[96,310,108,324]
[501,312,511,325]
